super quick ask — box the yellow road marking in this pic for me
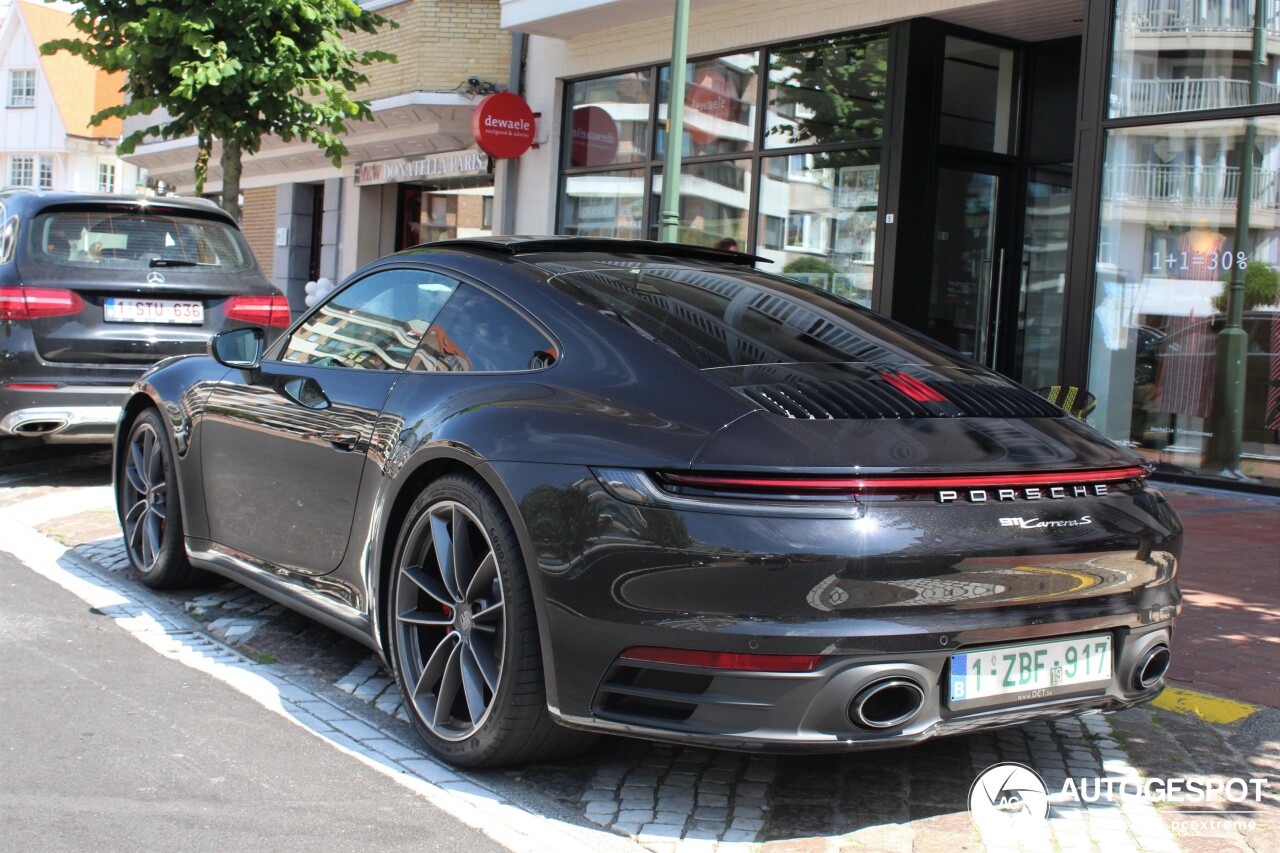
[1152,686,1262,724]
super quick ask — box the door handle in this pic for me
[321,429,361,452]
[281,377,330,409]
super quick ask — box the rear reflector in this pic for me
[618,646,824,672]
[0,286,84,320]
[660,466,1150,497]
[224,294,291,328]
[5,383,59,391]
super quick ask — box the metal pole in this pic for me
[658,0,690,243]
[498,31,527,237]
[1204,0,1263,477]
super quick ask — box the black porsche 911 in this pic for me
[112,237,1181,767]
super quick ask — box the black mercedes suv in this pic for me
[0,189,288,446]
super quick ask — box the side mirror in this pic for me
[210,327,264,370]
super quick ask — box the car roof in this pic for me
[0,189,232,223]
[401,236,767,267]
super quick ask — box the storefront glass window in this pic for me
[756,151,879,306]
[1089,116,1280,486]
[565,71,652,168]
[657,53,759,157]
[1110,0,1280,118]
[649,160,752,246]
[560,169,647,238]
[765,32,888,148]
[940,37,1017,154]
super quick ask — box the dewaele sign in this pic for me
[353,149,490,187]
[471,92,537,159]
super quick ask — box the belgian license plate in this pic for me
[948,634,1112,710]
[104,298,204,325]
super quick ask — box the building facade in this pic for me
[501,0,1280,492]
[122,0,512,314]
[0,1,141,195]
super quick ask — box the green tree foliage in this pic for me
[1213,261,1280,313]
[41,0,396,219]
[765,33,887,169]
[782,256,838,276]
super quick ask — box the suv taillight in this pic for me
[224,294,290,328]
[0,286,84,320]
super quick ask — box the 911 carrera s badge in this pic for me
[937,484,1109,503]
[999,515,1093,529]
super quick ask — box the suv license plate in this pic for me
[104,298,204,325]
[948,633,1111,710]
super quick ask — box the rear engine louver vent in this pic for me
[737,379,1064,420]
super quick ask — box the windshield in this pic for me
[29,210,254,272]
[541,260,970,369]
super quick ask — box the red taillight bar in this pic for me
[662,466,1150,494]
[224,294,291,328]
[0,286,84,320]
[619,646,824,672]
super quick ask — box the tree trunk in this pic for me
[193,131,211,195]
[220,136,243,222]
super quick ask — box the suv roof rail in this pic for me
[417,236,767,266]
[174,195,223,209]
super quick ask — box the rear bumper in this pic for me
[0,385,131,442]
[552,623,1174,751]
[490,461,1183,750]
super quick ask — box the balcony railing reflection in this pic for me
[1117,78,1280,115]
[1122,0,1280,34]
[1103,163,1280,208]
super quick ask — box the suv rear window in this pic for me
[542,262,967,369]
[28,210,253,272]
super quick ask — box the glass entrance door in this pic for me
[926,166,1006,367]
[1016,166,1072,389]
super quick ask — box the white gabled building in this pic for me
[0,0,141,194]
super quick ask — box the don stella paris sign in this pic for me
[354,149,489,187]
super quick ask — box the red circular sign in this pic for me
[569,106,620,167]
[685,68,735,146]
[472,92,536,159]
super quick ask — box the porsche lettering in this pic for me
[937,484,1109,503]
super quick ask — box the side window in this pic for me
[281,268,459,370]
[409,284,556,373]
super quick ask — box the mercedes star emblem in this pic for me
[146,271,166,285]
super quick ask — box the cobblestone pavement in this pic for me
[1161,487,1280,710]
[7,453,1277,851]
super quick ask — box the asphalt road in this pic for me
[0,548,506,853]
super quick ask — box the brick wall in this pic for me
[240,186,276,279]
[349,0,511,101]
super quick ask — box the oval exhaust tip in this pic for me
[849,678,926,730]
[1134,644,1171,690]
[14,420,66,435]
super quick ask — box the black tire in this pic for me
[387,472,596,767]
[118,409,204,588]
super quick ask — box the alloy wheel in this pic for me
[395,500,505,741]
[122,421,168,572]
